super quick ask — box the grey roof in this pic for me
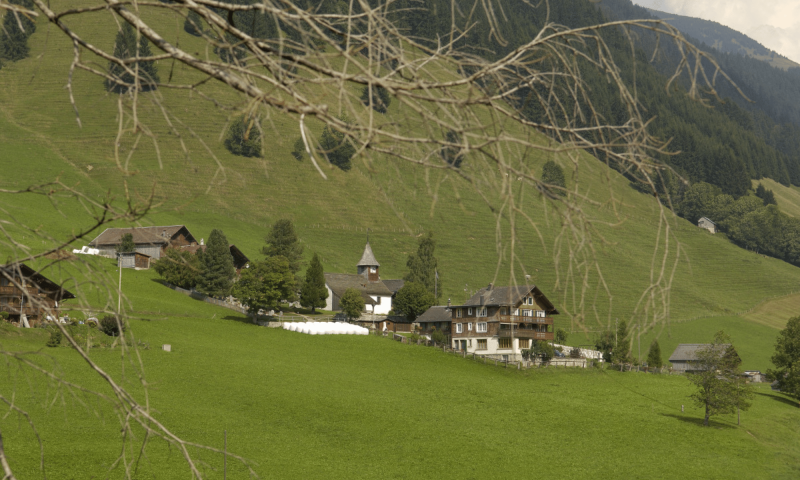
[0,263,76,300]
[324,273,393,297]
[382,279,405,294]
[668,343,733,362]
[357,242,380,267]
[698,217,716,225]
[452,285,559,314]
[89,225,195,247]
[415,306,452,323]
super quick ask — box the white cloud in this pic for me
[631,0,800,64]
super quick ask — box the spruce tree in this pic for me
[300,253,328,312]
[291,137,306,160]
[541,160,567,195]
[318,121,356,171]
[360,85,391,113]
[611,320,632,364]
[263,219,303,274]
[198,229,236,298]
[105,22,160,93]
[440,130,464,168]
[0,0,36,62]
[224,115,262,157]
[646,339,663,368]
[403,232,441,302]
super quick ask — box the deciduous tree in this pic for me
[116,233,136,254]
[555,328,568,345]
[232,256,297,314]
[300,253,328,313]
[224,115,262,157]
[153,248,203,290]
[393,282,435,321]
[688,331,754,426]
[611,320,632,364]
[767,316,800,403]
[198,229,236,298]
[339,288,364,321]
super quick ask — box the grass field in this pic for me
[1,272,799,479]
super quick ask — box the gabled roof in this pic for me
[415,305,452,323]
[89,225,195,247]
[0,263,76,300]
[357,242,380,267]
[382,279,405,294]
[324,273,393,297]
[698,217,716,225]
[180,244,250,267]
[452,284,559,314]
[668,343,733,362]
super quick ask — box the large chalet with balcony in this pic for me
[0,263,75,327]
[89,225,198,260]
[449,284,559,361]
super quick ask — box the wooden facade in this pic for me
[89,225,198,260]
[0,264,75,327]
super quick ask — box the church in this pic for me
[324,243,404,315]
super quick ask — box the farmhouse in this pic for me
[89,225,198,259]
[668,343,740,373]
[698,217,716,234]
[324,242,404,315]
[0,263,75,327]
[449,284,559,361]
[415,305,452,336]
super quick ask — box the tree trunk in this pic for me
[704,404,710,426]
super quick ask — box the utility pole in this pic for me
[118,255,123,314]
[637,324,641,364]
[615,318,618,347]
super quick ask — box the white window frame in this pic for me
[536,310,546,318]
[477,307,487,317]
[477,339,487,350]
[467,307,473,316]
[477,322,488,333]
[468,322,473,331]
[456,308,462,318]
[456,323,463,334]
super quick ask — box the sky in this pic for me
[631,0,800,64]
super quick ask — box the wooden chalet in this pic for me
[449,284,559,361]
[0,264,75,327]
[89,225,198,260]
[415,305,452,337]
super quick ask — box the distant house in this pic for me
[89,225,198,259]
[117,251,152,270]
[668,343,740,373]
[450,284,559,361]
[415,305,452,337]
[324,242,404,315]
[698,217,716,234]
[180,242,250,273]
[355,314,414,333]
[0,263,75,327]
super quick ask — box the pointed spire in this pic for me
[357,242,380,267]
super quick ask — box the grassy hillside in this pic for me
[1,269,799,478]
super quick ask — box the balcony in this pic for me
[498,330,553,340]
[0,305,40,316]
[498,315,554,325]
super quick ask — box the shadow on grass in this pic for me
[755,391,800,408]
[659,413,737,429]
[224,315,256,325]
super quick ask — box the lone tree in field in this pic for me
[318,117,356,171]
[393,282,435,321]
[300,253,328,313]
[611,320,632,364]
[232,256,296,314]
[360,85,391,113]
[689,331,754,426]
[198,229,236,298]
[105,22,159,93]
[767,316,800,403]
[541,160,567,196]
[404,232,441,302]
[263,219,303,274]
[647,340,663,368]
[153,248,203,290]
[291,137,306,160]
[0,0,36,62]
[116,233,136,254]
[339,288,364,321]
[225,115,262,157]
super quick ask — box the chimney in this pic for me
[200,238,204,246]
[487,282,493,290]
[447,298,451,307]
[480,294,485,305]
[162,230,167,238]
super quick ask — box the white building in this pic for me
[324,242,403,315]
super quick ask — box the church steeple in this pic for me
[357,242,380,281]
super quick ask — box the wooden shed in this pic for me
[118,252,151,269]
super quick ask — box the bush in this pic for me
[0,311,9,321]
[570,347,582,358]
[431,328,447,345]
[46,327,62,347]
[224,115,262,157]
[99,315,126,337]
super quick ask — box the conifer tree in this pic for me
[360,85,391,113]
[318,119,356,171]
[184,10,204,37]
[541,160,567,195]
[0,0,36,62]
[263,219,303,274]
[611,320,632,364]
[105,22,160,93]
[300,253,328,312]
[224,115,262,157]
[403,232,441,302]
[198,229,236,298]
[440,130,464,168]
[291,137,306,160]
[646,339,663,368]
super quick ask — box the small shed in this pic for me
[118,252,151,270]
[698,217,716,234]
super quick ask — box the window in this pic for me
[500,323,511,330]
[536,310,546,318]
[477,307,487,317]
[376,297,381,305]
[499,338,512,349]
[512,308,519,316]
[477,322,487,333]
[456,308,462,318]
[468,340,472,347]
[477,339,487,349]
[0,277,7,287]
[370,267,377,273]
[468,322,473,331]
[500,307,507,315]
[456,323,463,334]
[467,307,473,316]
[528,297,534,305]
[523,309,533,317]
[519,338,530,349]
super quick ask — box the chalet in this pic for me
[415,305,452,336]
[449,284,559,361]
[180,242,250,273]
[324,242,403,315]
[668,344,740,373]
[89,225,198,260]
[0,263,75,327]
[698,217,716,234]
